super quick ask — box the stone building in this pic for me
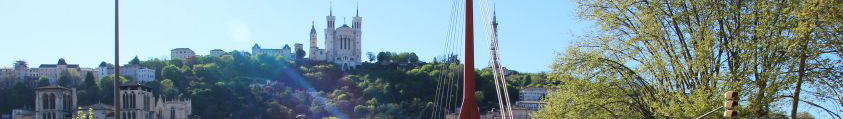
[34,59,96,84]
[119,83,154,119]
[35,86,76,119]
[309,5,363,70]
[515,88,556,111]
[252,44,294,59]
[170,48,195,61]
[0,59,98,87]
[209,49,224,57]
[154,98,191,119]
[96,61,156,83]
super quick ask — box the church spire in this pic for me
[329,1,333,16]
[356,2,359,17]
[310,21,316,34]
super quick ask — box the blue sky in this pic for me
[0,0,588,73]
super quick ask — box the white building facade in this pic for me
[96,62,156,83]
[252,44,294,59]
[119,83,154,119]
[170,48,195,61]
[516,88,555,111]
[155,98,192,119]
[1,60,99,87]
[35,86,77,119]
[209,49,224,57]
[309,6,363,70]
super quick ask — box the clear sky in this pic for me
[0,0,590,73]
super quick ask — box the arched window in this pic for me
[42,94,48,109]
[48,94,55,109]
[144,95,149,110]
[65,94,71,111]
[131,94,136,108]
[122,94,127,108]
[170,107,175,119]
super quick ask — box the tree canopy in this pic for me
[536,0,843,118]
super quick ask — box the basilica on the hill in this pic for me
[309,6,363,70]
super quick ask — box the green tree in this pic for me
[376,52,391,63]
[296,48,306,59]
[57,70,76,87]
[159,79,177,98]
[367,52,376,62]
[537,0,843,118]
[37,76,50,87]
[408,53,419,64]
[1,83,34,113]
[129,56,141,65]
[97,75,127,104]
[797,112,815,119]
[78,72,99,105]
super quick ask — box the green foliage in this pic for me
[97,75,127,104]
[129,56,141,65]
[78,72,99,105]
[0,82,34,113]
[296,48,306,59]
[0,51,536,119]
[537,0,843,118]
[797,112,815,119]
[37,76,50,87]
[72,107,94,119]
[58,70,77,87]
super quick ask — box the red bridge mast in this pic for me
[458,0,480,118]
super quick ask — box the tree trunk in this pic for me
[791,38,809,119]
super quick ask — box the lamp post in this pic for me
[114,0,121,118]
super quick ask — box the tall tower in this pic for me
[325,2,336,61]
[352,3,363,65]
[490,7,500,67]
[309,21,318,59]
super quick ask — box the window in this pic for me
[144,95,149,110]
[123,94,127,108]
[170,107,176,119]
[42,94,48,109]
[65,94,71,111]
[49,94,55,109]
[131,94,136,108]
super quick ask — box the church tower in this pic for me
[325,3,336,61]
[309,21,318,59]
[352,3,363,62]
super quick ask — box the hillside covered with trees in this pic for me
[1,51,548,119]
